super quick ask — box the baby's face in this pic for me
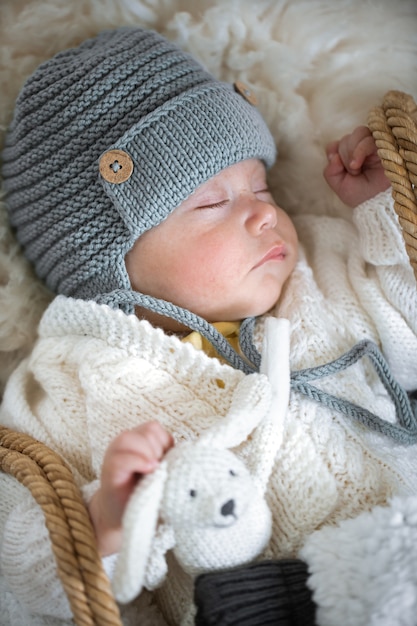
[125,159,298,327]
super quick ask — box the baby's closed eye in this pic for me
[196,199,230,210]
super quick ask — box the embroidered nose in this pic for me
[221,499,235,517]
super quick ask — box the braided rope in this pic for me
[0,427,122,626]
[368,90,417,281]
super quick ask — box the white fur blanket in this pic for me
[1,1,417,624]
[301,494,417,626]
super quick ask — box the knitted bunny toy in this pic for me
[112,318,290,606]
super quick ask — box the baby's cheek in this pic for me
[183,242,227,284]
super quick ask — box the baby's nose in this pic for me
[247,200,277,233]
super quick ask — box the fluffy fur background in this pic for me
[0,0,416,394]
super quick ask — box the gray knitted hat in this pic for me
[2,26,276,371]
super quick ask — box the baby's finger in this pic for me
[106,450,159,488]
[133,421,174,460]
[338,126,371,174]
[323,152,345,189]
[325,140,340,160]
[104,423,172,472]
[349,134,378,172]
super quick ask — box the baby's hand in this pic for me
[88,421,174,556]
[323,126,390,207]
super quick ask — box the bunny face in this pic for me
[112,442,273,601]
[159,443,272,576]
[161,444,260,529]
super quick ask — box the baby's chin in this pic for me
[212,302,280,323]
[135,292,282,332]
[237,296,282,320]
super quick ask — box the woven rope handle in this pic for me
[368,90,417,281]
[0,427,122,626]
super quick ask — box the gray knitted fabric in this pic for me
[2,26,276,318]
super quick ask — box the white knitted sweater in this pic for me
[1,190,417,625]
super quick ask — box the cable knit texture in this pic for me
[1,190,417,624]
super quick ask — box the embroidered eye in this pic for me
[229,469,237,477]
[189,489,197,497]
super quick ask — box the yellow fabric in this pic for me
[182,321,242,363]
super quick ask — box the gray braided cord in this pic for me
[96,289,257,373]
[238,324,417,443]
[232,323,417,444]
[239,317,262,370]
[291,340,417,444]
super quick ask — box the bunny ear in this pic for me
[199,318,290,490]
[112,460,168,604]
[199,371,272,449]
[200,318,290,452]
[260,317,290,382]
[252,317,290,488]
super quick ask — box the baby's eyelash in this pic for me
[197,199,228,210]
[255,187,271,195]
[195,189,271,210]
